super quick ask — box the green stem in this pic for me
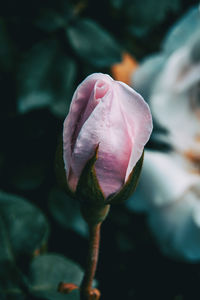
[80,222,101,300]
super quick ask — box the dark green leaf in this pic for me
[55,137,75,198]
[0,191,49,297]
[110,0,124,9]
[0,191,49,259]
[49,187,88,237]
[0,19,16,71]
[18,39,76,118]
[0,216,23,294]
[0,290,26,300]
[0,109,59,192]
[10,161,47,191]
[35,11,67,32]
[127,0,181,36]
[35,2,74,33]
[29,254,83,299]
[66,18,122,67]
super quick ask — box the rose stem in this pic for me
[80,222,101,300]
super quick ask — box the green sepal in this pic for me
[81,203,110,225]
[76,146,110,225]
[76,145,105,205]
[106,151,144,205]
[55,136,75,199]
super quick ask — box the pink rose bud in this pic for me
[63,73,152,207]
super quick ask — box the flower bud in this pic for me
[63,73,152,223]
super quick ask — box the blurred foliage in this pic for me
[0,191,83,300]
[0,0,199,299]
[0,0,195,116]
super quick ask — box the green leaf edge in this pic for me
[75,145,105,205]
[55,137,75,199]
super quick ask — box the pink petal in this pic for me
[115,81,153,181]
[71,86,132,198]
[63,73,112,188]
[63,73,152,196]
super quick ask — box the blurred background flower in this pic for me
[127,150,200,260]
[128,5,200,261]
[132,5,200,165]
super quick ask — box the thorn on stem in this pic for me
[81,288,101,300]
[89,288,101,300]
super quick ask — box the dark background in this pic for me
[0,1,199,299]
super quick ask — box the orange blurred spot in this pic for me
[33,249,40,257]
[89,288,101,300]
[33,243,47,257]
[196,134,200,142]
[58,282,79,294]
[184,150,200,174]
[111,52,138,85]
[185,150,200,163]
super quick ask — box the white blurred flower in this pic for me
[129,5,200,261]
[127,151,200,261]
[150,39,200,159]
[132,5,200,169]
